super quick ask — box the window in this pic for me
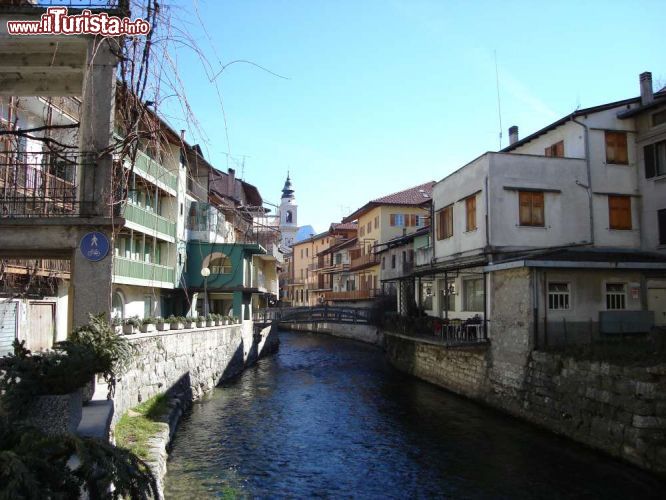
[644,140,666,178]
[436,205,453,240]
[402,251,407,264]
[391,254,396,268]
[381,256,385,270]
[336,253,342,265]
[544,140,564,157]
[463,278,484,312]
[652,109,666,127]
[286,210,293,223]
[367,221,372,233]
[608,195,632,230]
[209,254,231,274]
[548,282,570,310]
[305,248,309,258]
[180,203,183,216]
[300,248,303,259]
[360,226,365,237]
[659,209,666,246]
[519,191,544,226]
[374,216,379,229]
[465,195,477,231]
[606,283,626,310]
[390,214,405,227]
[605,131,628,165]
[440,280,456,312]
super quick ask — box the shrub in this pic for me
[125,316,141,329]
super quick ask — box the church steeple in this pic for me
[282,172,294,200]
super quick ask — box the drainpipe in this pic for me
[484,175,491,252]
[571,115,594,245]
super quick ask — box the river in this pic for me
[164,331,663,499]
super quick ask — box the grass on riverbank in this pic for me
[115,393,169,460]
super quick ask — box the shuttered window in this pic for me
[608,195,632,230]
[390,214,405,227]
[658,209,666,246]
[544,140,564,157]
[605,131,628,165]
[519,191,544,226]
[436,205,453,240]
[465,195,477,231]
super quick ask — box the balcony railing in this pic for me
[0,152,91,217]
[415,246,433,267]
[113,256,175,284]
[123,202,176,238]
[322,288,380,301]
[1,258,70,277]
[129,149,178,192]
[349,249,380,271]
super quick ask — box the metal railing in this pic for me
[123,202,176,238]
[254,305,372,324]
[349,247,380,270]
[0,152,90,217]
[1,258,71,277]
[113,256,175,284]
[438,318,488,345]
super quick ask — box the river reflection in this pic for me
[165,331,664,499]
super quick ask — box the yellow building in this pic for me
[339,182,434,300]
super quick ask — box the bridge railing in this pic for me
[254,305,373,325]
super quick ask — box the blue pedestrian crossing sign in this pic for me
[80,231,110,262]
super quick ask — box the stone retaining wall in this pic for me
[384,332,666,477]
[113,321,278,425]
[283,321,383,345]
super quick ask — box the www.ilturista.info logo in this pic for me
[7,7,151,36]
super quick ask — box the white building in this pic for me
[417,71,666,348]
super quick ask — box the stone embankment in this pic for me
[282,321,383,345]
[384,332,666,478]
[112,321,279,498]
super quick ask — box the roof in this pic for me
[342,181,435,223]
[330,222,358,232]
[502,88,666,153]
[320,237,358,255]
[488,247,666,271]
[376,226,430,253]
[292,230,329,246]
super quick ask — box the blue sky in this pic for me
[161,0,664,232]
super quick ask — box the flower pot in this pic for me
[24,389,83,436]
[156,323,169,331]
[206,320,214,327]
[215,320,222,326]
[223,319,230,325]
[171,322,184,330]
[122,324,137,335]
[82,376,96,404]
[184,321,195,329]
[140,323,156,333]
[196,321,205,328]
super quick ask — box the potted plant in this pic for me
[184,317,196,329]
[205,314,215,327]
[196,316,206,328]
[140,317,156,333]
[155,317,169,332]
[111,316,123,334]
[223,315,230,325]
[168,316,185,330]
[234,317,241,324]
[123,316,141,335]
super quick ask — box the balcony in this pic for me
[123,202,176,240]
[113,256,175,287]
[0,152,89,218]
[128,149,178,194]
[2,258,70,278]
[322,289,380,301]
[349,247,380,271]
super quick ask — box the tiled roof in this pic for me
[342,181,435,222]
[371,182,435,205]
[330,222,358,231]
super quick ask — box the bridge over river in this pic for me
[164,330,664,498]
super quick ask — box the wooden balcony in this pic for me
[322,288,380,301]
[1,258,70,278]
[348,247,379,271]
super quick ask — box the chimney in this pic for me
[509,125,519,145]
[640,71,654,106]
[227,168,236,198]
[180,129,185,141]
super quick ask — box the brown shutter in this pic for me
[545,146,552,157]
[606,131,628,164]
[390,214,396,226]
[555,141,564,157]
[532,192,544,226]
[519,192,531,225]
[609,195,631,230]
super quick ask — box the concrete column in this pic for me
[70,229,114,329]
[78,37,119,217]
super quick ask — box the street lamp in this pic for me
[201,267,211,316]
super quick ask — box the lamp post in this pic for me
[201,267,211,316]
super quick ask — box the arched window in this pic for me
[112,291,125,320]
[286,210,293,223]
[209,254,231,274]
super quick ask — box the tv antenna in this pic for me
[494,50,503,150]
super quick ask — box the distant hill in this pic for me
[295,225,317,243]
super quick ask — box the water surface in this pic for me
[165,331,663,499]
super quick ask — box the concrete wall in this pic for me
[112,321,279,426]
[284,321,383,346]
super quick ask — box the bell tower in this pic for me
[279,173,298,249]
